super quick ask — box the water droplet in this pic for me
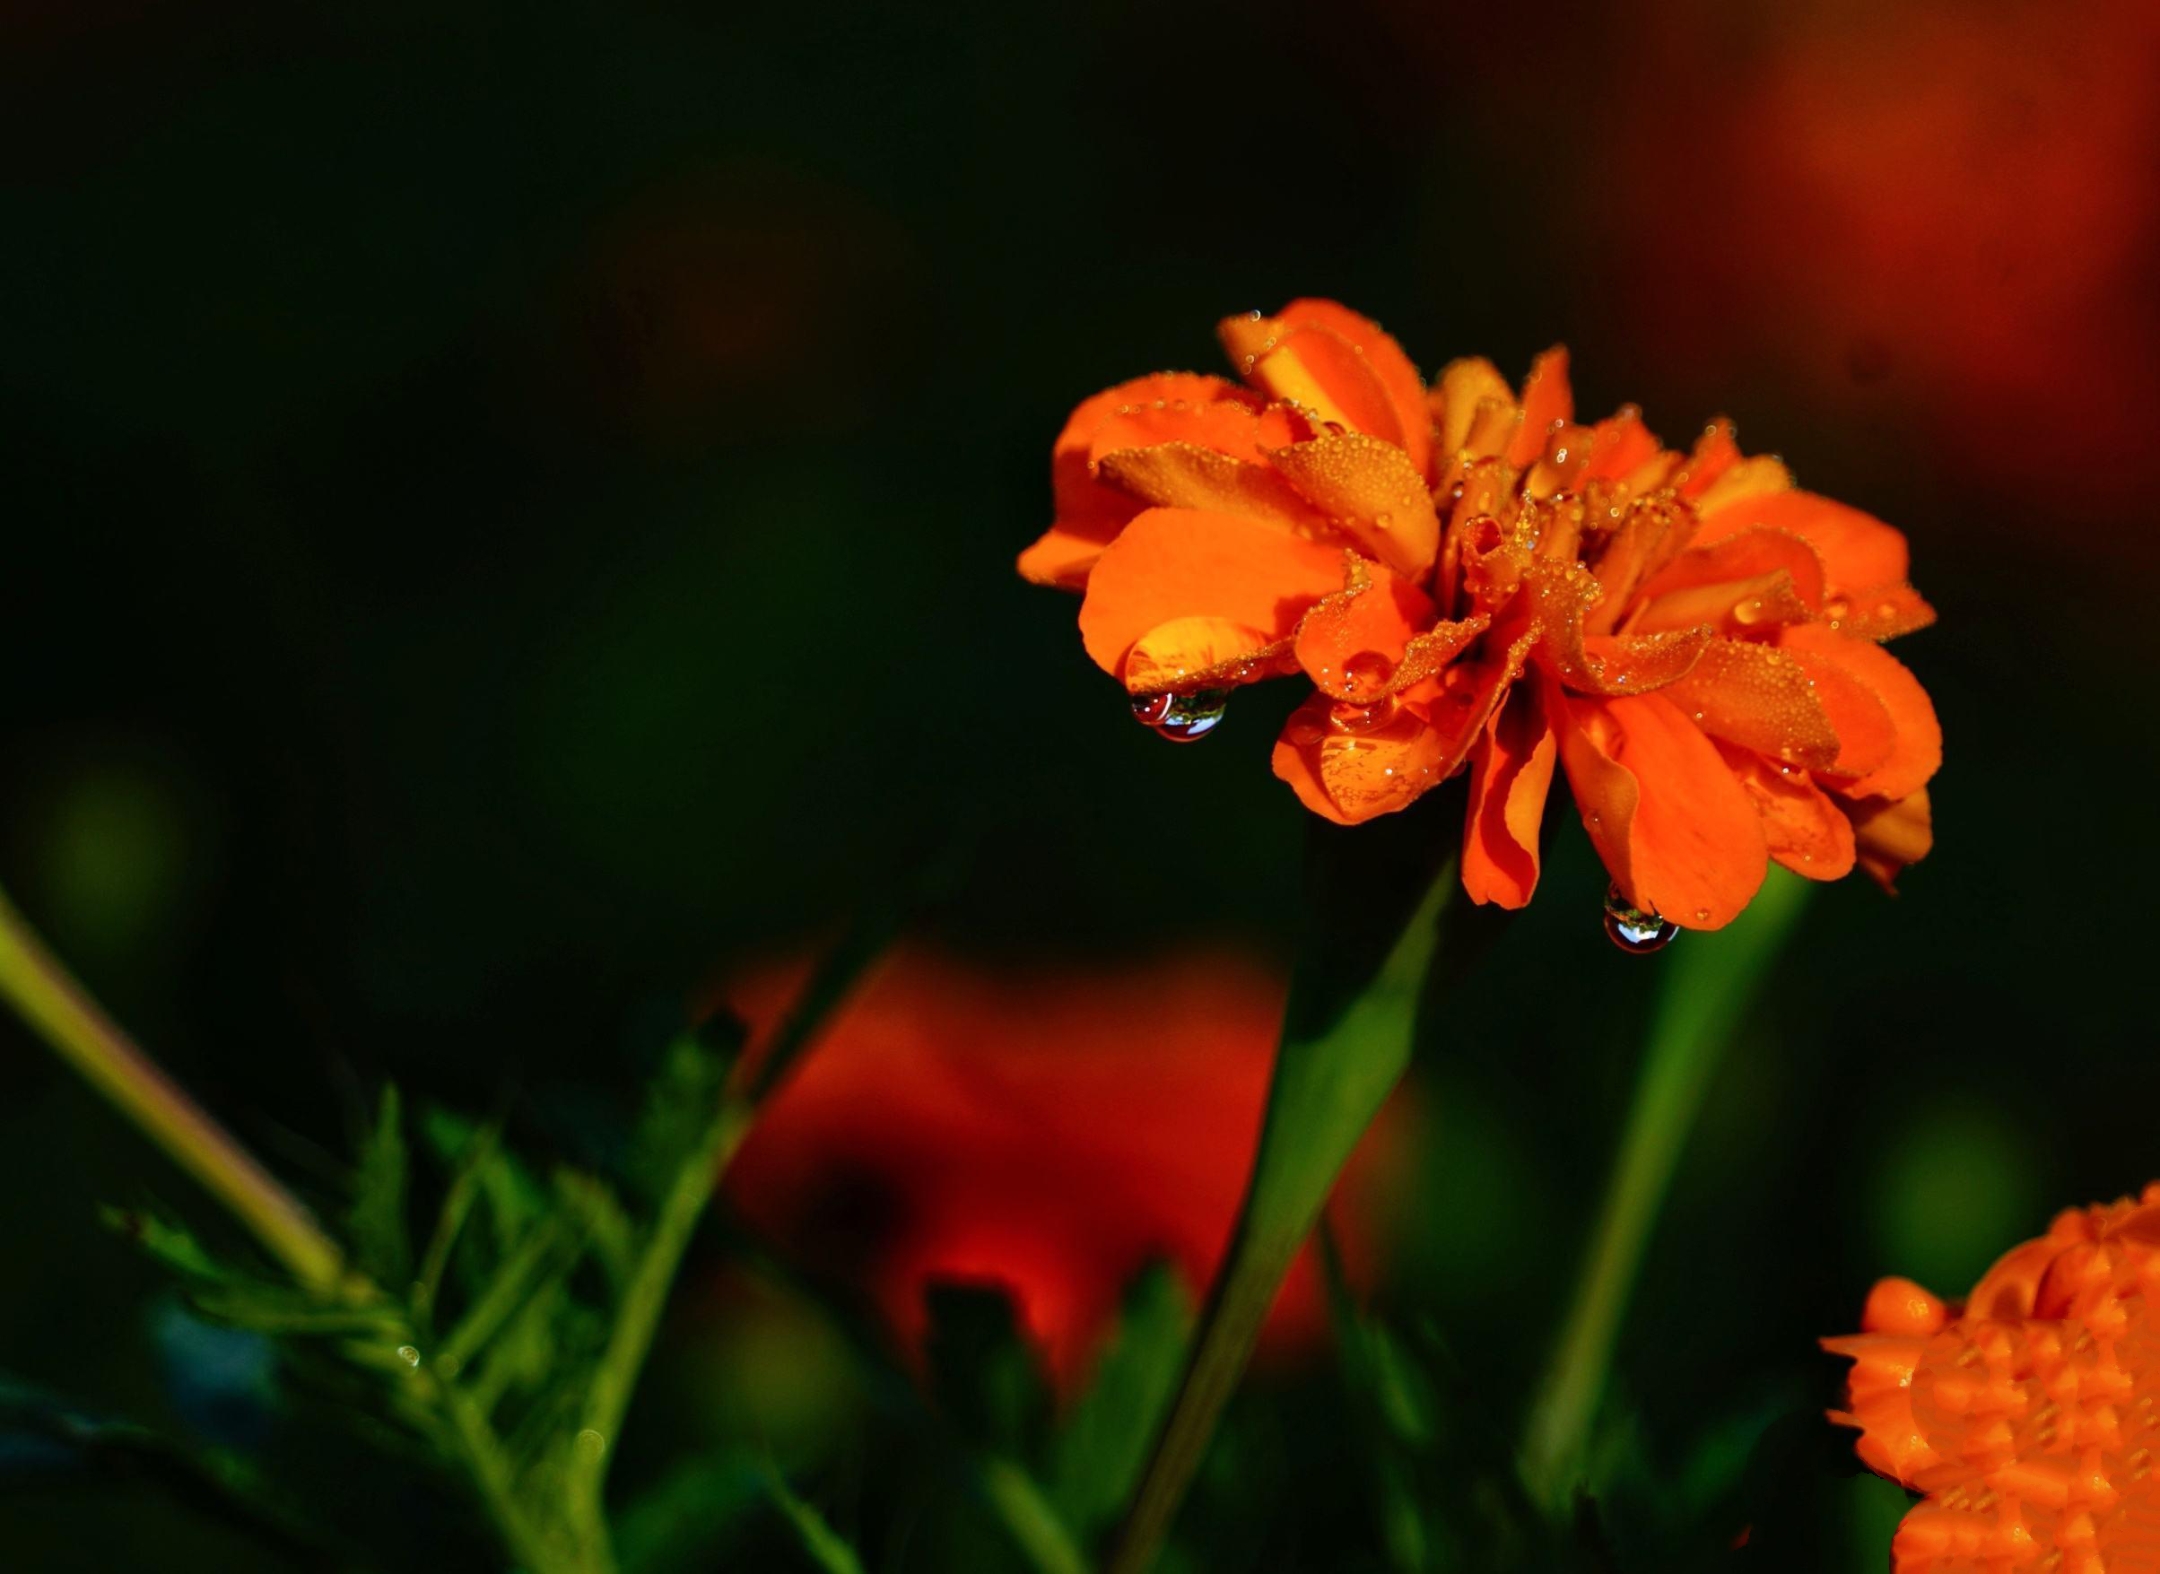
[396,1345,422,1369]
[1131,688,1229,742]
[1343,651,1395,699]
[1602,886,1679,954]
[1374,510,1394,530]
[1733,596,1767,626]
[575,1428,608,1462]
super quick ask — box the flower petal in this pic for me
[1662,638,1844,771]
[1078,507,1349,676]
[1718,742,1857,881]
[1123,617,1295,695]
[1551,683,1769,929]
[1696,490,1910,593]
[1636,526,1828,612]
[1828,581,1938,642]
[1220,303,1431,476]
[1461,687,1558,908]
[1780,626,1941,800]
[1023,372,1274,589]
[1293,557,1437,701]
[1096,442,1326,534]
[1271,691,1449,825]
[1431,357,1511,457]
[1268,430,1442,580]
[1843,786,1932,893]
[1504,347,1573,469]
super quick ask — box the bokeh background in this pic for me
[4,0,2157,1568]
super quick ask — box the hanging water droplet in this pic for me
[1602,886,1679,954]
[1131,688,1230,742]
[396,1344,422,1369]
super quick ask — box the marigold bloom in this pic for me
[1825,1186,2160,1573]
[1019,301,1942,929]
[723,948,1405,1394]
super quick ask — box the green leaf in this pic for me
[626,1033,732,1209]
[761,1466,868,1574]
[1048,1263,1192,1536]
[615,1449,766,1574]
[350,1085,411,1287]
[924,1283,1050,1458]
[99,1206,235,1283]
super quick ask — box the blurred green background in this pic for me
[3,0,2155,1568]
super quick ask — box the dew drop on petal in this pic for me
[1602,885,1679,955]
[1343,651,1396,699]
[1131,688,1230,742]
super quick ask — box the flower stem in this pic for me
[1106,804,1500,1574]
[1518,868,1811,1511]
[0,881,345,1294]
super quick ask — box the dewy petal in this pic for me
[1672,419,1742,500]
[1661,638,1844,771]
[1123,617,1294,695]
[1219,303,1431,477]
[1269,431,1441,580]
[1096,442,1328,534]
[1521,560,1711,696]
[1828,581,1938,642]
[1293,556,1436,701]
[1690,453,1793,515]
[1718,741,1857,881]
[1550,681,1769,929]
[1843,785,1933,893]
[1431,357,1512,457]
[1461,687,1557,909]
[1023,372,1283,589]
[1584,495,1699,631]
[1780,625,1942,800]
[1636,526,1829,613]
[1580,406,1668,485]
[1504,347,1573,469]
[1694,490,1911,593]
[1270,690,1449,825]
[1078,507,1349,676]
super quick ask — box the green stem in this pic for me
[0,881,345,1295]
[1106,804,1498,1574]
[1518,869,1811,1510]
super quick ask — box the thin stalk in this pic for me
[0,882,345,1294]
[1106,805,1498,1574]
[1519,869,1811,1510]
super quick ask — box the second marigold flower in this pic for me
[1019,300,1941,930]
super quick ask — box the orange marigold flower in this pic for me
[1825,1186,2160,1574]
[1019,301,1942,930]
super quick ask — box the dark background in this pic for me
[3,0,2156,1568]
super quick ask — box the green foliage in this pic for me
[761,1465,870,1574]
[350,1086,412,1288]
[1047,1263,1192,1539]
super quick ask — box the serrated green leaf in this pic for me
[350,1085,411,1287]
[437,1215,574,1374]
[1048,1263,1191,1536]
[761,1466,867,1574]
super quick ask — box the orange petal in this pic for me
[1584,494,1699,631]
[1550,683,1769,929]
[1695,490,1910,593]
[1269,431,1441,580]
[1663,639,1844,771]
[1220,306,1429,476]
[1461,687,1557,908]
[1271,691,1449,825]
[1861,1277,1949,1339]
[1690,453,1792,515]
[1431,357,1511,457]
[1522,560,1712,696]
[1780,626,1941,800]
[1631,568,1818,638]
[1637,526,1828,611]
[1827,581,1938,643]
[1276,299,1432,478]
[1025,372,1271,589]
[1078,507,1348,676]
[1123,617,1294,695]
[1294,557,1437,701]
[1581,406,1668,485]
[1096,442,1326,534]
[1843,786,1932,893]
[1504,346,1573,469]
[1718,742,1857,881]
[1672,419,1742,500]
